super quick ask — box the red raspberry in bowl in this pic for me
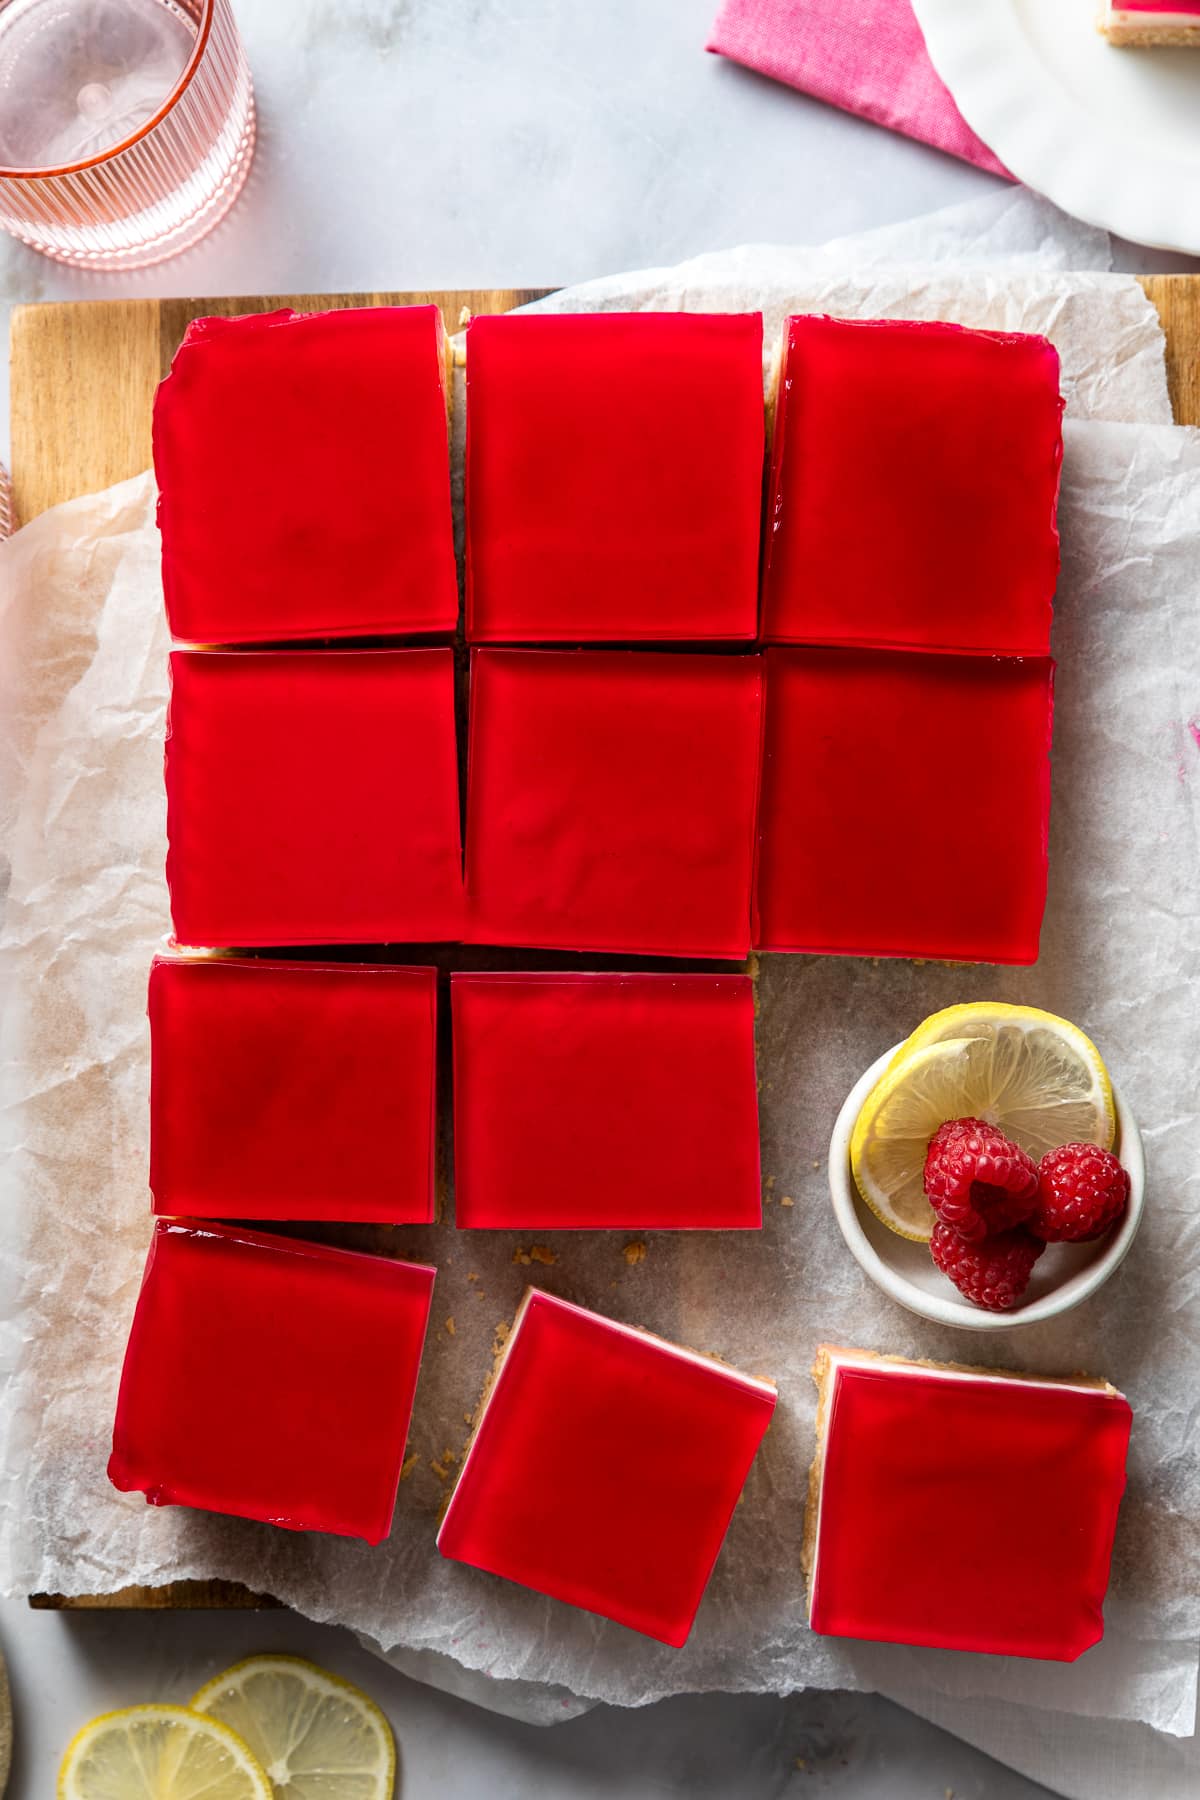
[923,1117,1038,1242]
[1028,1143,1130,1243]
[930,1222,1046,1311]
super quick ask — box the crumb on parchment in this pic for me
[780,1195,794,1208]
[512,1244,558,1266]
[445,1316,456,1335]
[622,1239,647,1266]
[399,1453,420,1483]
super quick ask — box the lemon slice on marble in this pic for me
[851,1016,1115,1242]
[59,1704,270,1800]
[191,1656,394,1799]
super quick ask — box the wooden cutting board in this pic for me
[9,279,1200,520]
[13,277,1200,1612]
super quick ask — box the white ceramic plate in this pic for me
[911,0,1200,254]
[828,1045,1145,1331]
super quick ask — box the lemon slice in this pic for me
[851,1016,1115,1241]
[191,1656,395,1799]
[59,1704,270,1800]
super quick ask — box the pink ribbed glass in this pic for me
[0,0,254,269]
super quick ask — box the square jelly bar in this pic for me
[109,1221,436,1543]
[805,1346,1131,1660]
[762,316,1063,655]
[465,312,764,643]
[165,648,464,947]
[155,306,458,644]
[451,971,760,1229]
[438,1289,776,1645]
[465,649,763,958]
[754,648,1054,962]
[149,957,438,1224]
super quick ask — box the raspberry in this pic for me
[923,1117,1038,1241]
[930,1222,1045,1311]
[1028,1143,1130,1243]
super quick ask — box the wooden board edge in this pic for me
[30,1578,281,1610]
[1137,274,1200,427]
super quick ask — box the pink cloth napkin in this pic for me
[706,0,1013,180]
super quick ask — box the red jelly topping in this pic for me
[166,649,464,947]
[465,649,763,958]
[762,317,1063,655]
[149,957,438,1224]
[754,647,1053,962]
[155,306,458,644]
[438,1290,776,1645]
[451,972,760,1229]
[810,1360,1132,1660]
[109,1221,436,1543]
[465,312,764,643]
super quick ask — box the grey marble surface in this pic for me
[0,1,1192,1792]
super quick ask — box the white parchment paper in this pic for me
[0,195,1196,1733]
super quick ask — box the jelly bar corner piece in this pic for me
[155,303,457,643]
[754,648,1053,963]
[108,1221,436,1543]
[437,1290,776,1645]
[1100,3,1200,44]
[165,647,464,948]
[762,315,1063,655]
[451,971,761,1229]
[465,311,764,643]
[804,1346,1131,1660]
[149,956,438,1224]
[465,649,763,958]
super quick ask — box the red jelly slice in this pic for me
[465,649,763,958]
[762,316,1063,655]
[109,1221,436,1543]
[807,1350,1131,1660]
[465,312,764,643]
[438,1289,776,1645]
[166,648,464,947]
[754,647,1053,963]
[451,971,760,1229]
[149,957,438,1224]
[155,306,458,644]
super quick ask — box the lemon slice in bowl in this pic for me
[59,1704,270,1799]
[191,1656,395,1799]
[894,1002,1116,1157]
[851,1016,1116,1242]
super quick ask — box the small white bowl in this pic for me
[828,1045,1145,1331]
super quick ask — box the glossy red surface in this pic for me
[465,650,763,957]
[810,1360,1132,1660]
[451,972,760,1229]
[154,307,458,644]
[465,312,764,643]
[438,1290,776,1644]
[762,317,1063,654]
[754,648,1053,962]
[165,649,464,947]
[149,957,438,1223]
[108,1221,436,1543]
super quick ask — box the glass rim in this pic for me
[0,0,216,181]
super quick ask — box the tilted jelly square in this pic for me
[762,316,1063,654]
[465,649,763,958]
[166,649,464,947]
[754,648,1053,963]
[451,971,760,1229]
[465,312,764,643]
[109,1221,436,1543]
[155,305,458,644]
[804,1347,1132,1660]
[438,1290,776,1645]
[149,957,438,1224]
